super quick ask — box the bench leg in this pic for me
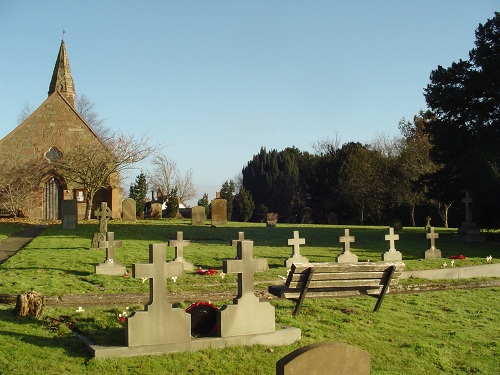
[293,267,314,316]
[373,266,395,312]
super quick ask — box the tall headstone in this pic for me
[127,243,190,346]
[211,198,227,226]
[382,227,403,261]
[122,198,137,222]
[424,227,442,259]
[455,191,485,242]
[336,229,358,263]
[217,240,274,337]
[150,203,162,219]
[191,206,206,226]
[285,231,309,268]
[91,202,112,248]
[266,212,278,227]
[95,232,127,275]
[168,231,194,271]
[61,199,77,229]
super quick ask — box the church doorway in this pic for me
[43,177,62,220]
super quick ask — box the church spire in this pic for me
[48,39,76,107]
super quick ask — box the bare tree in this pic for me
[76,94,110,141]
[57,132,159,219]
[17,101,34,123]
[148,154,196,206]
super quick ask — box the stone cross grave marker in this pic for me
[462,191,472,223]
[336,228,358,263]
[127,243,190,347]
[91,202,112,248]
[285,231,309,268]
[95,232,126,275]
[218,240,275,337]
[424,227,442,259]
[382,227,403,261]
[231,231,246,247]
[168,231,193,271]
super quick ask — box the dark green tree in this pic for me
[164,188,179,218]
[424,12,500,226]
[129,172,148,217]
[234,187,254,222]
[197,193,210,215]
[220,180,235,220]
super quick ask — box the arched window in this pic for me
[45,146,62,163]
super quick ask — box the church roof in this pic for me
[48,40,76,107]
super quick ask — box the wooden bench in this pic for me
[268,261,405,315]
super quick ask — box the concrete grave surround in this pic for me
[276,342,370,375]
[168,231,194,271]
[122,198,136,222]
[191,206,206,226]
[336,229,359,263]
[95,232,126,275]
[91,202,112,248]
[211,198,227,226]
[424,227,442,259]
[61,200,77,229]
[382,227,403,261]
[285,231,309,268]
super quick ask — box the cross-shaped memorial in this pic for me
[285,231,309,268]
[462,191,473,223]
[168,231,193,271]
[336,228,358,263]
[127,243,190,347]
[230,231,246,247]
[91,202,113,248]
[217,240,275,337]
[95,232,127,275]
[382,227,402,261]
[424,227,441,259]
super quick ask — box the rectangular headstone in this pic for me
[122,198,137,222]
[61,200,77,229]
[151,203,162,219]
[211,198,227,226]
[191,206,206,226]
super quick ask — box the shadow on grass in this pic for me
[1,266,90,276]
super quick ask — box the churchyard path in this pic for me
[0,224,46,264]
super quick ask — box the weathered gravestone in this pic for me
[211,198,227,226]
[336,229,358,263]
[150,203,162,219]
[301,207,313,224]
[91,202,112,248]
[382,227,403,261]
[95,232,127,275]
[168,231,194,271]
[266,212,278,227]
[424,227,442,259]
[61,199,77,229]
[285,231,308,268]
[191,206,206,226]
[122,198,136,222]
[276,342,370,375]
[455,191,485,242]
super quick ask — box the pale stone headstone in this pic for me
[217,240,274,337]
[150,203,162,219]
[285,231,308,268]
[168,231,193,271]
[61,199,77,229]
[91,202,112,248]
[424,227,442,259]
[122,198,136,222]
[336,229,358,263]
[276,342,370,375]
[382,227,403,261]
[191,206,206,226]
[211,198,227,226]
[127,243,190,346]
[95,232,127,275]
[266,212,278,227]
[301,207,313,224]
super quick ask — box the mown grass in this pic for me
[0,220,499,374]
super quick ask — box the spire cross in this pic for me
[98,232,122,263]
[426,227,439,250]
[133,244,183,307]
[168,231,190,261]
[462,191,473,222]
[339,229,355,254]
[231,232,246,247]
[385,227,399,252]
[288,231,305,257]
[223,240,268,300]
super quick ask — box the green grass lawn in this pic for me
[0,220,499,374]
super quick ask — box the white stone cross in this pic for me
[98,232,122,263]
[462,191,472,222]
[385,227,399,252]
[133,243,184,308]
[339,229,355,254]
[426,227,439,250]
[168,231,190,262]
[288,231,305,257]
[223,240,268,301]
[231,231,246,247]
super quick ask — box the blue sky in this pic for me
[1,1,498,205]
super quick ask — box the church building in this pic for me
[0,40,122,220]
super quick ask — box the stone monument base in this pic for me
[336,253,358,263]
[423,248,442,259]
[285,256,309,269]
[78,325,301,359]
[382,251,403,262]
[171,260,194,272]
[95,262,127,276]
